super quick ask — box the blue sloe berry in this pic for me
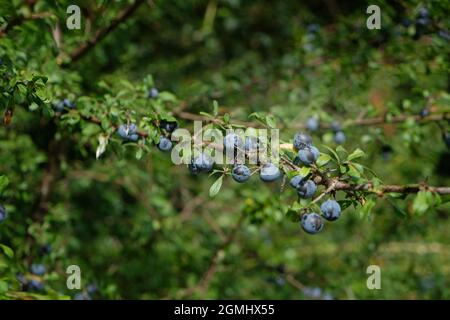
[244,136,259,153]
[260,163,281,182]
[117,124,139,141]
[188,153,214,174]
[333,131,346,144]
[402,18,412,27]
[419,108,430,117]
[381,144,393,161]
[0,205,7,223]
[27,279,44,291]
[293,132,312,150]
[297,180,317,199]
[306,117,319,131]
[296,146,320,166]
[320,199,341,221]
[159,120,178,133]
[232,165,251,183]
[301,213,324,234]
[331,121,342,132]
[444,132,450,149]
[30,263,46,276]
[63,99,76,109]
[74,292,92,300]
[289,175,304,189]
[438,30,450,41]
[55,100,65,112]
[148,88,159,99]
[86,283,98,295]
[223,133,243,151]
[307,23,320,33]
[41,244,52,255]
[158,136,173,152]
[417,7,429,19]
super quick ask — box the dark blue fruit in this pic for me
[307,23,320,33]
[333,131,346,144]
[293,132,312,150]
[417,7,429,19]
[331,121,342,132]
[86,283,98,295]
[148,88,159,99]
[260,163,281,182]
[306,117,319,132]
[289,175,303,189]
[297,180,317,199]
[159,120,178,133]
[55,101,65,112]
[320,199,341,221]
[438,30,450,41]
[381,144,393,161]
[402,18,412,27]
[16,273,27,286]
[158,136,173,152]
[232,165,251,183]
[28,279,44,291]
[74,292,92,300]
[117,123,139,141]
[63,99,76,109]
[223,133,243,151]
[0,205,7,223]
[419,108,430,117]
[416,17,430,27]
[30,263,46,276]
[301,213,324,234]
[54,99,75,112]
[296,146,320,166]
[444,133,450,149]
[188,153,214,174]
[244,136,259,153]
[41,244,52,255]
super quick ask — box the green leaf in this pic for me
[347,165,361,179]
[359,199,375,219]
[0,175,9,193]
[337,200,354,210]
[388,199,407,218]
[265,115,276,128]
[285,208,300,222]
[316,153,331,167]
[213,100,219,117]
[347,148,365,161]
[96,135,109,159]
[209,175,223,197]
[199,111,213,118]
[223,113,230,124]
[321,145,340,163]
[135,148,143,160]
[336,145,348,158]
[0,244,14,258]
[298,167,311,177]
[412,191,434,215]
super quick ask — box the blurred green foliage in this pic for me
[0,0,450,299]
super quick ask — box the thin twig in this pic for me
[61,0,146,67]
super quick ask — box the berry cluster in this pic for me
[0,204,6,223]
[300,200,341,234]
[305,116,346,145]
[117,123,139,142]
[54,98,76,113]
